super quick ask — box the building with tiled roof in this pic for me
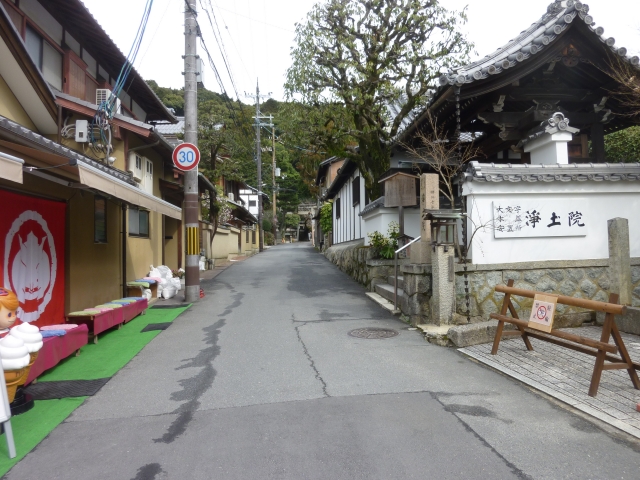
[398,0,640,164]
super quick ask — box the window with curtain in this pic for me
[129,208,149,237]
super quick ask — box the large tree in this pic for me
[285,0,472,199]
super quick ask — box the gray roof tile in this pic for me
[464,160,640,183]
[439,0,639,88]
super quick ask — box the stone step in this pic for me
[386,275,404,290]
[365,292,400,315]
[374,282,405,305]
[416,324,452,347]
[448,320,516,348]
[417,320,517,348]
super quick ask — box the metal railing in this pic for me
[394,236,421,310]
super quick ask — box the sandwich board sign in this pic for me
[172,143,200,171]
[528,294,558,333]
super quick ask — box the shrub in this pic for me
[264,232,275,246]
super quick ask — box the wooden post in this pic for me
[410,174,439,264]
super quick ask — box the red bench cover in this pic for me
[66,308,125,336]
[25,324,89,385]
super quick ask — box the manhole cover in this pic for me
[348,328,398,339]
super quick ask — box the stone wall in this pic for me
[400,264,432,326]
[324,240,413,291]
[454,259,640,328]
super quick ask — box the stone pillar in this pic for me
[608,217,632,305]
[430,245,455,325]
[410,174,439,264]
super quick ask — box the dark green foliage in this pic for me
[604,127,640,162]
[319,202,333,233]
[285,0,473,199]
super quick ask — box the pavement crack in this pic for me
[293,316,329,398]
[430,392,532,480]
[153,318,225,444]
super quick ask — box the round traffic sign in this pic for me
[172,143,200,171]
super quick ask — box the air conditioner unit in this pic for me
[227,193,234,202]
[128,152,143,182]
[96,89,122,114]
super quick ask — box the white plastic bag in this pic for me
[157,265,172,279]
[162,285,177,299]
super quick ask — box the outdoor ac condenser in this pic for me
[128,152,144,182]
[96,89,122,114]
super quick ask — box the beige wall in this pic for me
[126,209,163,280]
[0,74,38,130]
[327,160,345,188]
[211,226,240,260]
[68,188,122,310]
[164,217,180,270]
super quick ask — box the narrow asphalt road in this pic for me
[7,243,640,479]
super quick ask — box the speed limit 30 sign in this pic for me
[172,143,200,171]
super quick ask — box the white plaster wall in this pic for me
[332,169,365,244]
[362,208,421,245]
[463,180,640,264]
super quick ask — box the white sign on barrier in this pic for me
[492,200,588,239]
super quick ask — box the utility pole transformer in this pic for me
[183,0,200,302]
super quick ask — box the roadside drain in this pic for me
[348,328,399,339]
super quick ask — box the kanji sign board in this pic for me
[172,143,200,171]
[492,199,588,238]
[527,294,558,333]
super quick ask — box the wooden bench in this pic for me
[490,279,640,397]
[126,280,157,299]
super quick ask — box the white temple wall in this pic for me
[463,180,640,265]
[362,207,421,246]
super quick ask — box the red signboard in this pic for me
[172,143,200,171]
[0,189,66,327]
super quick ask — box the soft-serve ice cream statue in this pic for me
[0,289,30,403]
[0,288,18,458]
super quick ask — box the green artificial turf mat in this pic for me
[0,397,86,477]
[38,305,190,382]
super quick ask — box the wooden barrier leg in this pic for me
[507,298,534,351]
[610,318,640,390]
[589,293,617,397]
[492,279,514,355]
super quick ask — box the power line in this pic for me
[183,0,248,134]
[209,3,295,33]
[199,0,239,99]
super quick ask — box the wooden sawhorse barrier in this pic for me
[490,279,640,397]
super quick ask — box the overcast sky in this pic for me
[82,0,640,102]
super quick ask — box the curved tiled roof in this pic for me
[439,0,639,89]
[0,114,136,185]
[464,160,640,183]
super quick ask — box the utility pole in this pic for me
[272,121,277,242]
[255,82,263,252]
[183,0,199,302]
[245,82,271,252]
